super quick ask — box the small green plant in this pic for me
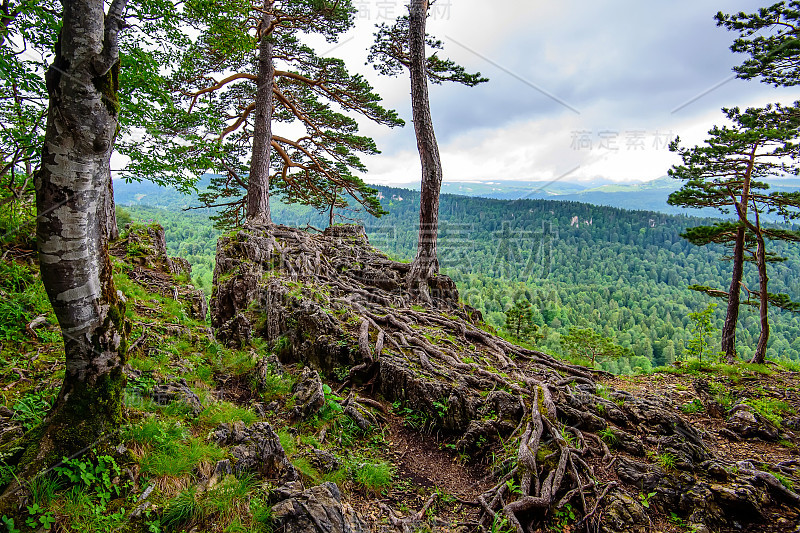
[490,515,513,533]
[680,399,704,414]
[321,384,344,415]
[708,381,734,409]
[433,399,450,419]
[12,389,56,430]
[559,426,578,448]
[1,516,20,533]
[353,462,393,495]
[638,491,656,509]
[273,336,291,354]
[684,303,721,363]
[24,503,56,531]
[548,503,576,532]
[649,451,676,470]
[669,512,686,526]
[54,454,125,509]
[595,385,611,400]
[505,478,522,496]
[598,427,617,446]
[392,401,431,432]
[770,470,795,491]
[744,397,795,428]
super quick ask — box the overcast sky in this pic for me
[313,0,800,186]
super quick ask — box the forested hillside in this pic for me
[121,183,800,370]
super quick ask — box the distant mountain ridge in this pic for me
[113,175,800,220]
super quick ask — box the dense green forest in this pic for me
[120,182,800,371]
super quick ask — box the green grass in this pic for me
[12,389,56,430]
[162,475,261,531]
[744,397,796,428]
[598,427,617,446]
[123,417,188,448]
[680,399,704,415]
[0,261,54,343]
[139,437,226,478]
[293,457,322,485]
[648,451,676,470]
[277,429,298,456]
[213,348,257,376]
[770,471,795,491]
[258,371,294,402]
[353,462,393,495]
[776,359,800,372]
[198,402,259,426]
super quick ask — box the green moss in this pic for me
[15,365,126,479]
[536,444,556,467]
[93,60,120,117]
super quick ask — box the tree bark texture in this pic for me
[752,225,770,364]
[406,0,443,303]
[19,0,128,478]
[105,170,119,240]
[721,227,745,362]
[246,0,274,225]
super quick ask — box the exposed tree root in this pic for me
[210,224,800,533]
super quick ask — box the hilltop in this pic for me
[1,222,799,531]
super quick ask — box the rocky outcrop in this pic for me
[210,224,800,533]
[111,223,208,320]
[289,367,325,420]
[212,421,299,482]
[724,403,780,441]
[151,379,204,416]
[271,482,370,533]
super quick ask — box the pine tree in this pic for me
[669,103,800,363]
[368,2,487,302]
[716,2,800,86]
[561,328,628,368]
[146,0,403,228]
[505,300,536,340]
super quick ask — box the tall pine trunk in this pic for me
[723,145,757,362]
[751,218,770,364]
[246,0,274,225]
[8,0,129,483]
[406,0,443,303]
[721,227,745,362]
